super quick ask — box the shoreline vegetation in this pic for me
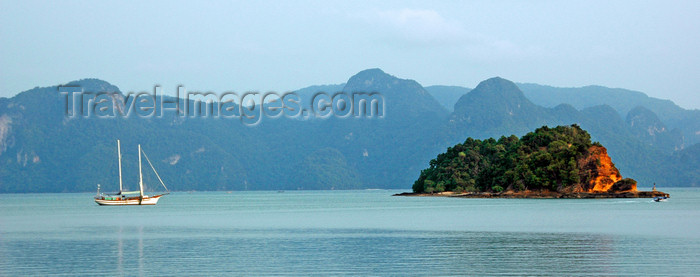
[393,190,669,199]
[408,125,672,199]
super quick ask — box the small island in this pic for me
[398,125,669,199]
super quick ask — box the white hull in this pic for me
[95,195,163,206]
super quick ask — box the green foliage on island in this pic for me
[413,125,596,193]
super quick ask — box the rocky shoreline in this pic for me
[393,190,670,199]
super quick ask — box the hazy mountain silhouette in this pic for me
[1,70,697,192]
[446,77,696,186]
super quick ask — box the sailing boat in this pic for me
[94,140,170,205]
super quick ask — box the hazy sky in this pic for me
[1,0,698,109]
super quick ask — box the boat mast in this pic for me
[117,140,123,194]
[138,144,144,205]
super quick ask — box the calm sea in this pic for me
[1,188,699,276]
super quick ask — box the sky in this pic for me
[1,0,699,109]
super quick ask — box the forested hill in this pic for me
[413,125,636,194]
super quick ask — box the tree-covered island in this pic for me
[405,125,669,198]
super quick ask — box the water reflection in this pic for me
[2,228,700,276]
[92,228,700,276]
[109,225,145,276]
[117,225,123,275]
[138,226,144,277]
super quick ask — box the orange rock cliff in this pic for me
[577,145,637,193]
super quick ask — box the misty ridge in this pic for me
[0,68,698,193]
[58,85,386,125]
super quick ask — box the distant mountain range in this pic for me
[1,69,698,192]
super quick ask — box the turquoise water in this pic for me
[1,188,700,276]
